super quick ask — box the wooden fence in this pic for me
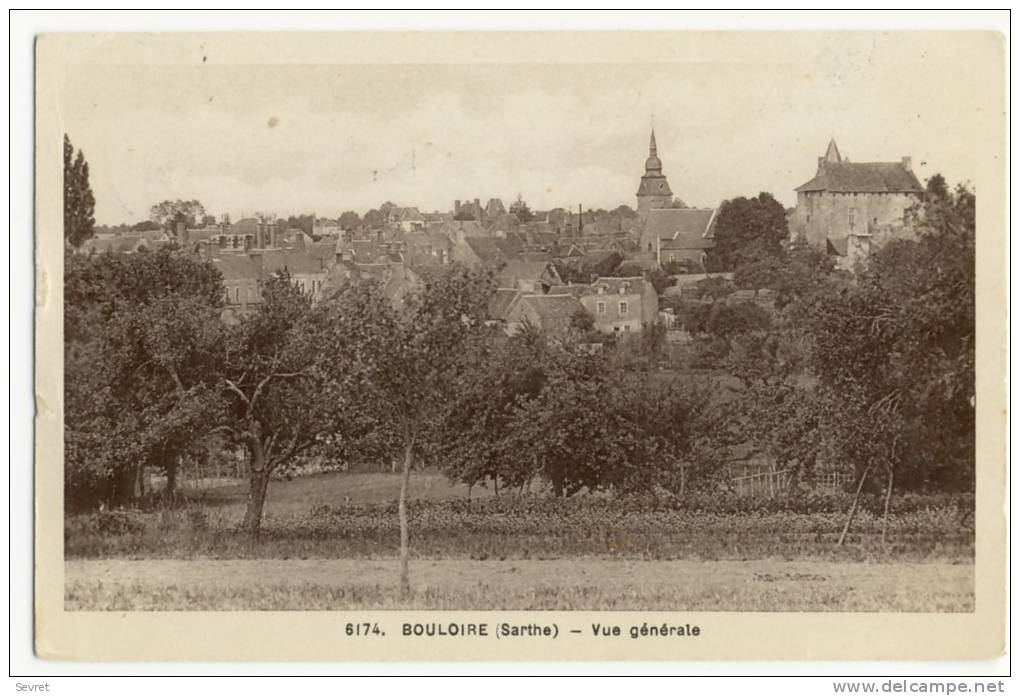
[730,468,856,497]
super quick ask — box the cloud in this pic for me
[62,54,981,224]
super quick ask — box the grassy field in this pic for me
[65,557,974,611]
[189,471,483,515]
[65,471,974,611]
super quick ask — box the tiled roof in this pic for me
[546,284,591,298]
[796,162,923,193]
[487,288,521,320]
[260,249,326,275]
[213,254,259,281]
[643,208,716,249]
[520,294,585,333]
[591,276,651,297]
[463,235,524,266]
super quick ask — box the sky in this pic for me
[58,37,989,225]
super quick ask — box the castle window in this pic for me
[597,301,606,316]
[619,301,629,316]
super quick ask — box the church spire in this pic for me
[650,129,658,158]
[824,137,842,164]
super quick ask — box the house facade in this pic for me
[548,276,660,334]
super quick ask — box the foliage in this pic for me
[149,199,207,232]
[363,208,385,228]
[216,272,378,536]
[706,192,788,272]
[65,487,974,564]
[339,210,361,230]
[63,134,96,248]
[802,182,976,492]
[64,249,226,510]
[509,193,534,223]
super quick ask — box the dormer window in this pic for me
[597,286,605,295]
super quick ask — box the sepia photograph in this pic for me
[30,27,1007,663]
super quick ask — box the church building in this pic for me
[635,130,673,216]
[635,129,717,270]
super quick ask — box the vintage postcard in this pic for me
[35,31,1006,661]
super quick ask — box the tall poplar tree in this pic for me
[63,134,96,248]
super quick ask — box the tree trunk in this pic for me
[166,455,179,503]
[881,466,894,543]
[111,464,139,508]
[398,437,414,599]
[838,464,872,547]
[241,441,270,541]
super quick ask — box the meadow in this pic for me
[64,471,975,611]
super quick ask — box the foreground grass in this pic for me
[65,558,974,612]
[66,495,974,563]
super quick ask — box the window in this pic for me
[234,288,239,303]
[596,301,606,316]
[619,301,628,316]
[668,253,676,263]
[624,325,631,332]
[849,207,856,226]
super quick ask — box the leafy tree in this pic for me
[363,208,385,229]
[662,258,704,275]
[201,214,218,227]
[284,214,315,236]
[509,193,534,223]
[436,326,550,495]
[610,204,638,220]
[671,197,689,209]
[63,134,96,248]
[801,182,975,539]
[64,249,226,510]
[356,264,495,595]
[645,268,675,296]
[131,220,162,232]
[215,273,375,539]
[925,173,949,202]
[706,192,788,272]
[339,210,361,230]
[149,199,207,232]
[569,307,595,334]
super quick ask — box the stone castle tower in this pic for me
[636,129,673,216]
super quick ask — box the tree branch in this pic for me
[223,378,251,410]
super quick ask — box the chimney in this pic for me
[454,200,461,213]
[901,156,912,172]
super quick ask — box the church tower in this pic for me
[636,129,673,217]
